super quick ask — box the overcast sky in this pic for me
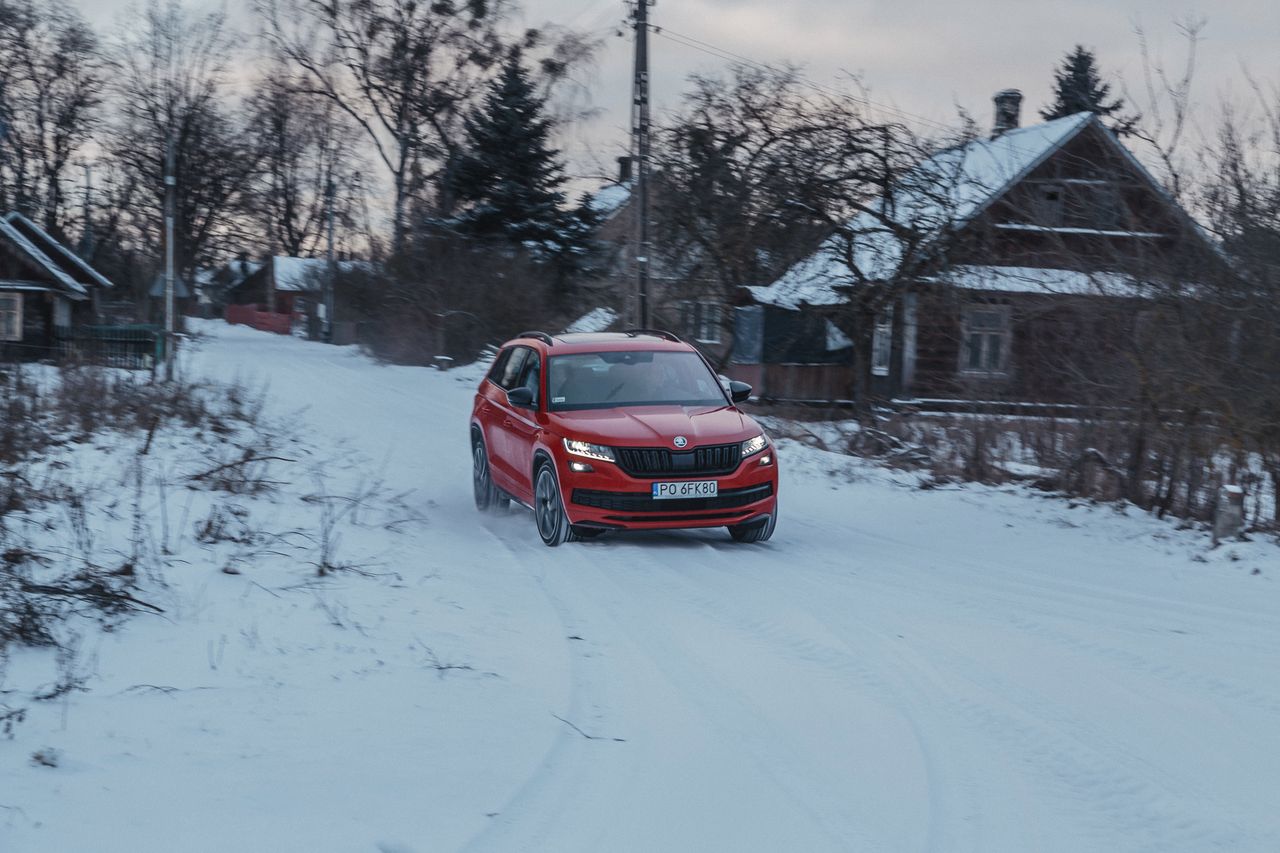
[78,0,1277,187]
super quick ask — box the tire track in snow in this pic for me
[782,508,1280,721]
[611,539,992,852]
[688,535,1275,852]
[459,520,638,853]
[573,548,888,852]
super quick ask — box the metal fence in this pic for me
[53,324,164,370]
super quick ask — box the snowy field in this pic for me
[3,321,1279,853]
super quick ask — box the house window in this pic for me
[1033,184,1064,226]
[871,309,893,376]
[960,304,1011,375]
[0,294,22,342]
[683,301,722,344]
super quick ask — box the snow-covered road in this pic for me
[6,322,1279,852]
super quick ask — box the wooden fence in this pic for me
[225,303,292,335]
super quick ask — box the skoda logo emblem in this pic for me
[673,436,688,448]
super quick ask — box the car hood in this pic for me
[552,405,759,448]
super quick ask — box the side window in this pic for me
[497,346,530,390]
[486,348,512,386]
[515,352,541,404]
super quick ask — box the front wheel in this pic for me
[534,462,579,546]
[728,506,777,543]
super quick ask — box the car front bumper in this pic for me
[557,448,778,531]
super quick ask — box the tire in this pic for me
[728,506,777,543]
[472,432,508,512]
[534,462,579,546]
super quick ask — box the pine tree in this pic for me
[1041,45,1135,133]
[448,53,589,268]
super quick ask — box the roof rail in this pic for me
[517,330,556,346]
[622,328,681,342]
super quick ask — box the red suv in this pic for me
[470,330,778,546]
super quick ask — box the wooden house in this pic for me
[226,256,332,316]
[737,91,1225,409]
[0,212,114,361]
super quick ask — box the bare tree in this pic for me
[104,0,260,284]
[1198,82,1280,521]
[245,66,365,257]
[259,0,507,254]
[0,0,104,235]
[653,65,849,318]
[1124,16,1205,202]
[654,63,953,410]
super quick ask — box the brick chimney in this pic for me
[991,89,1023,138]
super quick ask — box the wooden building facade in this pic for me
[0,212,114,362]
[737,95,1225,409]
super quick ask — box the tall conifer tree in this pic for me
[449,52,591,269]
[1041,45,1135,133]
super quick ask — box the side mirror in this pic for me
[728,381,752,404]
[506,386,536,408]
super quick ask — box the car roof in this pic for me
[504,331,693,355]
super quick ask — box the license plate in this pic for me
[651,480,718,500]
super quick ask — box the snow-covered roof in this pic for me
[4,212,112,290]
[0,218,88,299]
[927,265,1147,298]
[588,183,631,217]
[751,112,1096,309]
[0,280,61,293]
[271,257,372,292]
[563,306,618,334]
[148,274,193,299]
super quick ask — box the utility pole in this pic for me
[324,177,336,343]
[163,132,177,381]
[80,162,93,257]
[0,82,9,213]
[630,0,653,328]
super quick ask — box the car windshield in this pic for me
[547,350,727,411]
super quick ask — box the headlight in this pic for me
[563,438,615,463]
[741,434,767,457]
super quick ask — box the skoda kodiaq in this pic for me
[470,330,778,546]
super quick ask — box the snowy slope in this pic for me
[3,321,1279,853]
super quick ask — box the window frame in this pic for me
[870,309,893,377]
[959,303,1012,377]
[486,347,513,386]
[0,293,22,342]
[487,345,534,392]
[682,300,723,345]
[1033,183,1065,227]
[513,349,542,407]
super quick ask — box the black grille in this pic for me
[615,442,742,477]
[571,482,773,514]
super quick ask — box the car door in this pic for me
[501,350,543,504]
[486,346,531,493]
